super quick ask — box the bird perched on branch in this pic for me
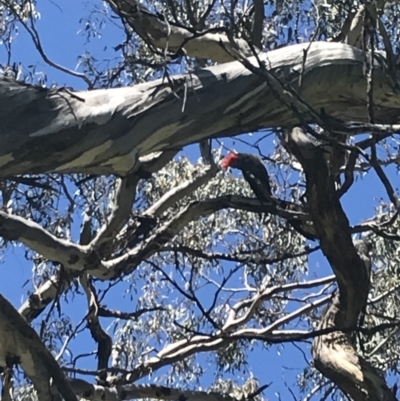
[220,152,272,202]
[221,151,317,240]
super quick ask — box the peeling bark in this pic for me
[313,296,397,401]
[283,128,396,401]
[1,42,399,177]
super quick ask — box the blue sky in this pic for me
[0,0,397,400]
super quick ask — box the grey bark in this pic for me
[1,33,399,401]
[283,128,397,401]
[0,294,77,401]
[1,42,399,177]
[69,379,240,401]
[106,0,255,63]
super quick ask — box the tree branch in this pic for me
[283,127,396,401]
[0,294,77,401]
[144,165,218,218]
[106,0,255,63]
[90,173,140,250]
[80,275,112,384]
[69,379,239,401]
[1,43,399,177]
[106,194,311,277]
[0,210,110,276]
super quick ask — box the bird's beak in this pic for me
[219,159,229,170]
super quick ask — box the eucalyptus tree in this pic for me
[1,1,400,401]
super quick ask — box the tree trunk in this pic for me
[283,128,397,401]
